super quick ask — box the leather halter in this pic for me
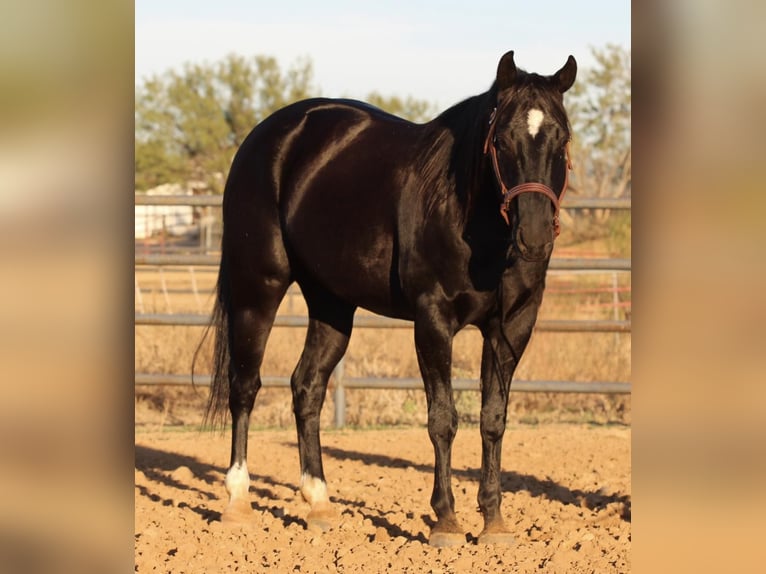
[483,107,572,236]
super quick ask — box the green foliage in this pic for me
[565,44,631,245]
[402,396,418,415]
[364,91,437,123]
[134,138,186,191]
[135,54,315,193]
[567,44,631,198]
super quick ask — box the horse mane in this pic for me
[416,88,496,225]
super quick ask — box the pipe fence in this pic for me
[135,194,631,427]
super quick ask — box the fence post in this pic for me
[189,266,202,312]
[135,275,144,314]
[612,271,620,346]
[333,358,346,428]
[158,267,172,313]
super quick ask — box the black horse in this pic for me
[199,51,576,546]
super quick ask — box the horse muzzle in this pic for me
[513,223,554,262]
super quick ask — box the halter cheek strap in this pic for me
[483,107,572,236]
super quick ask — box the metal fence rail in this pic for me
[135,194,632,210]
[136,312,630,332]
[135,194,631,427]
[135,253,631,271]
[135,372,631,394]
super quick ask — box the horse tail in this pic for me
[192,252,231,429]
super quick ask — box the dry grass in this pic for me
[135,248,631,429]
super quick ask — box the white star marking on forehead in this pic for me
[527,109,544,137]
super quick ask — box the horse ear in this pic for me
[496,51,517,91]
[554,55,577,93]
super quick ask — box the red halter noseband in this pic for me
[483,107,572,236]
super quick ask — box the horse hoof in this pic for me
[220,499,253,525]
[307,508,338,533]
[477,530,515,545]
[429,531,466,547]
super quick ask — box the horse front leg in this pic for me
[476,332,514,544]
[414,308,464,547]
[477,306,539,545]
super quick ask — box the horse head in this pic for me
[485,51,577,262]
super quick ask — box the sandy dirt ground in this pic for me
[135,425,630,573]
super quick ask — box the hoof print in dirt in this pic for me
[477,531,516,546]
[220,500,254,525]
[306,515,336,533]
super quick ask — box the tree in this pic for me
[364,91,437,123]
[565,44,631,238]
[135,54,315,193]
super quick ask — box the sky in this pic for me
[136,0,630,110]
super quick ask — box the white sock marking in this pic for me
[527,108,544,137]
[300,473,329,506]
[225,462,250,500]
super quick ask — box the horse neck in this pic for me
[421,92,496,223]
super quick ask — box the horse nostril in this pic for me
[515,226,553,260]
[516,226,535,251]
[516,225,527,250]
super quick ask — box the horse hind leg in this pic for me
[291,289,354,532]
[221,285,288,524]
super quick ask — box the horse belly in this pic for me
[285,187,410,318]
[289,210,405,310]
